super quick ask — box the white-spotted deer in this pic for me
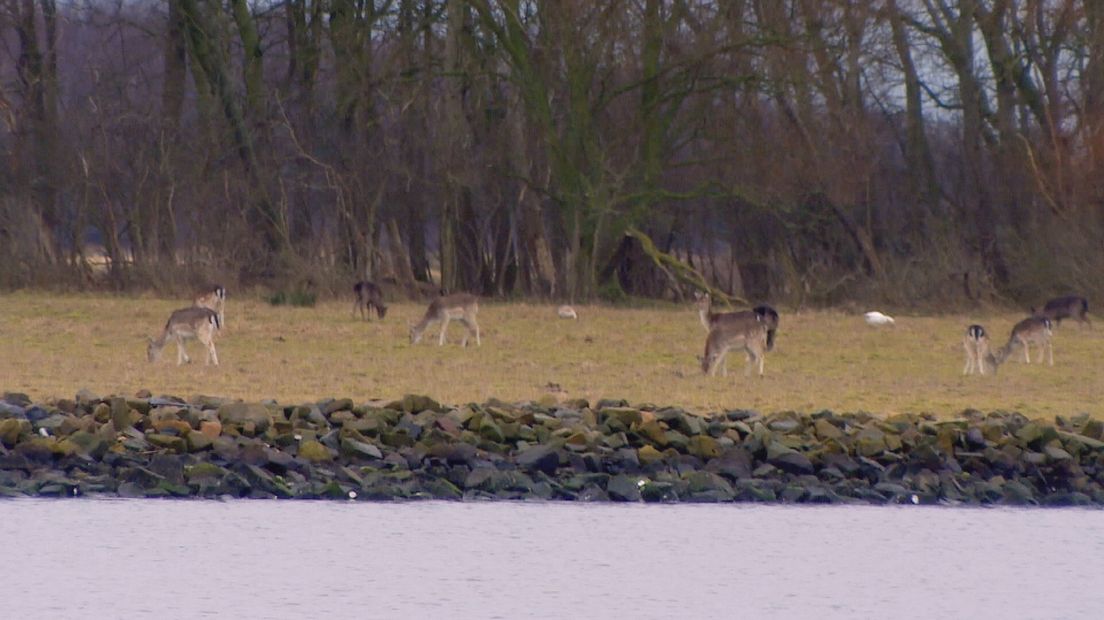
[995,316,1054,366]
[700,316,770,377]
[193,285,226,328]
[963,324,997,375]
[148,307,221,366]
[409,293,481,346]
[352,281,388,320]
[1032,295,1090,329]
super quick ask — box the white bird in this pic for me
[864,311,896,326]
[557,305,578,320]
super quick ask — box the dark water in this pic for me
[3,499,1102,619]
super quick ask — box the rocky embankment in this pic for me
[1,391,1103,506]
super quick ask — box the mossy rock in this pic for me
[0,418,30,447]
[217,403,273,434]
[298,439,333,463]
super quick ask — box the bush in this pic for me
[267,290,317,307]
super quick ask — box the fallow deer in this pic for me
[193,284,226,328]
[1032,295,1090,329]
[694,292,779,375]
[996,316,1054,366]
[148,306,221,366]
[963,324,997,375]
[409,293,481,346]
[353,280,388,320]
[700,316,770,378]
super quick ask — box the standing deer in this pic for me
[995,316,1054,366]
[700,315,770,377]
[1031,295,1090,329]
[409,293,481,346]
[193,285,226,328]
[148,307,221,366]
[694,292,779,375]
[963,324,997,375]
[352,281,388,320]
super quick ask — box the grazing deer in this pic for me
[963,324,997,375]
[193,285,226,328]
[557,305,578,320]
[700,316,770,378]
[693,293,779,375]
[148,307,221,366]
[352,281,388,320]
[1032,295,1090,329]
[995,316,1054,366]
[409,293,481,346]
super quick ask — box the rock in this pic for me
[298,439,332,463]
[606,475,643,501]
[813,419,842,440]
[323,398,354,416]
[341,438,383,460]
[855,427,886,457]
[637,445,665,466]
[187,432,214,452]
[110,398,135,431]
[769,451,815,475]
[602,407,642,427]
[400,394,442,414]
[1080,419,1104,441]
[147,434,187,452]
[1044,445,1073,462]
[0,401,26,420]
[478,416,505,443]
[687,435,721,459]
[199,420,222,439]
[217,403,272,433]
[0,419,30,447]
[516,445,560,475]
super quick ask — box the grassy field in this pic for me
[1,292,1100,419]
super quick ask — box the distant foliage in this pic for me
[267,291,317,308]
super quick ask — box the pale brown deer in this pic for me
[963,324,997,375]
[700,316,770,377]
[193,285,226,328]
[995,316,1054,366]
[694,292,779,375]
[148,307,221,366]
[409,293,481,346]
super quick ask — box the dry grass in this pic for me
[0,292,1101,419]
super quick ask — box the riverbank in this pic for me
[2,391,1102,505]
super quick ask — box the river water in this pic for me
[2,499,1102,619]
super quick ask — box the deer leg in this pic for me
[438,317,450,345]
[176,336,189,365]
[472,318,481,346]
[963,348,973,375]
[1023,343,1031,363]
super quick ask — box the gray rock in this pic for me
[516,445,560,475]
[606,475,643,501]
[769,451,815,475]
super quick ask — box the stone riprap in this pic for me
[1,390,1103,506]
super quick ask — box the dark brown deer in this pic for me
[353,281,388,320]
[1031,295,1090,329]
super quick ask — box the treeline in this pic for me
[2,1,1104,307]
